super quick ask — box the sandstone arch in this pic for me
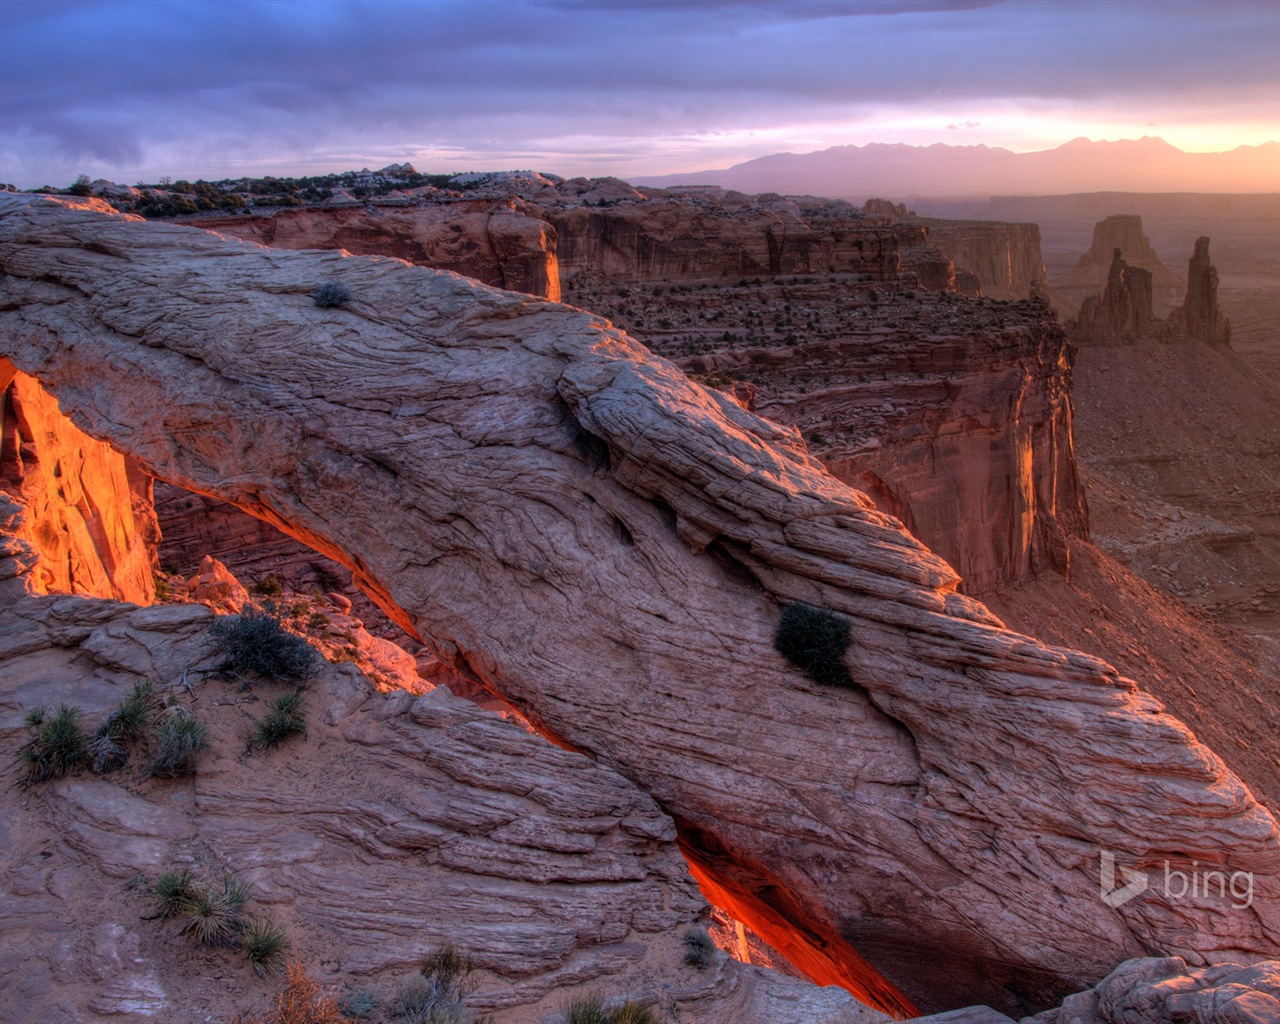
[2,194,1278,1017]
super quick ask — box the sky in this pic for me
[3,0,1279,189]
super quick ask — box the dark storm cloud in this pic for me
[3,0,1277,186]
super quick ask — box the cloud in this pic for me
[2,0,1278,185]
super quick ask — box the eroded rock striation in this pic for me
[1,361,157,603]
[0,591,879,1024]
[3,195,1280,1017]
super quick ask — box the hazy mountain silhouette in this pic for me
[632,137,1280,198]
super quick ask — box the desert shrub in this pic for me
[682,927,714,970]
[313,282,351,308]
[211,607,320,684]
[235,961,348,1024]
[338,989,380,1019]
[90,680,156,772]
[179,879,243,946]
[148,706,208,777]
[253,692,307,751]
[222,874,251,911]
[773,602,853,687]
[154,868,198,918]
[607,1004,656,1024]
[307,612,330,630]
[21,703,88,784]
[243,915,290,976]
[394,945,480,1023]
[564,994,655,1024]
[252,573,285,598]
[88,730,127,774]
[116,680,156,740]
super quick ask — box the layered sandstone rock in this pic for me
[197,200,562,301]
[916,219,1050,302]
[0,361,157,603]
[4,195,1280,1017]
[1165,237,1231,348]
[0,592,879,1024]
[1072,249,1155,346]
[683,312,1088,593]
[1055,215,1183,312]
[192,185,957,300]
[1069,237,1232,350]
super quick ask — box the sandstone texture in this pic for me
[4,195,1280,1017]
[0,361,157,604]
[1,590,881,1024]
[1022,956,1280,1024]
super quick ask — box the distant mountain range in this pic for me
[631,137,1280,200]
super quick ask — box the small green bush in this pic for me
[211,607,320,684]
[154,868,198,918]
[242,915,290,976]
[251,573,284,598]
[253,692,307,751]
[773,602,853,687]
[116,680,156,741]
[683,927,714,970]
[148,707,208,777]
[179,879,243,947]
[21,703,88,784]
[313,281,351,308]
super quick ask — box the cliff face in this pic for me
[684,315,1087,594]
[197,200,562,300]
[5,196,1280,1018]
[550,197,952,288]
[191,185,957,302]
[0,360,156,603]
[916,219,1049,301]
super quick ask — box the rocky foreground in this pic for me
[3,194,1280,1019]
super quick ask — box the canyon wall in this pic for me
[197,200,562,301]
[5,196,1280,1018]
[0,360,156,603]
[192,185,959,300]
[915,219,1049,301]
[687,316,1087,594]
